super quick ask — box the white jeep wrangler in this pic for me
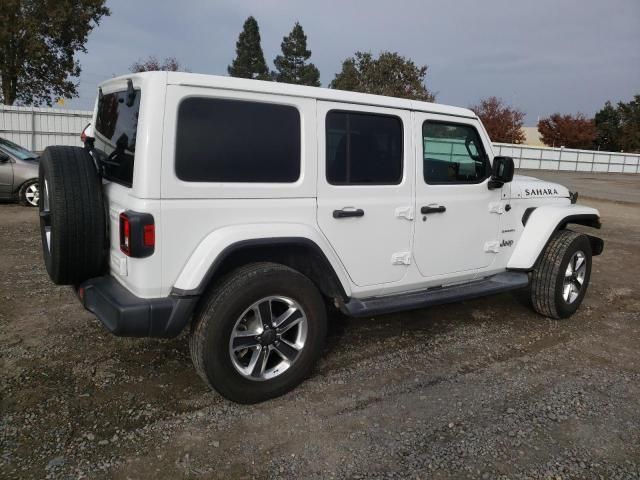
[38,72,603,403]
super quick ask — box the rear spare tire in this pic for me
[39,146,106,285]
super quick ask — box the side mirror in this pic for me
[0,152,10,163]
[488,156,514,189]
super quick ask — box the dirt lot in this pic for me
[1,171,639,479]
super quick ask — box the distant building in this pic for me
[522,126,545,146]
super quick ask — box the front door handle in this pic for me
[421,205,446,214]
[333,208,365,219]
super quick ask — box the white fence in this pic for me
[1,104,639,174]
[494,142,640,174]
[0,105,92,153]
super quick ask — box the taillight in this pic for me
[120,213,131,255]
[143,224,155,247]
[81,123,94,148]
[119,211,155,258]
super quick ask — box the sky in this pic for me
[67,0,640,125]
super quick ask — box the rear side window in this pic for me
[175,98,301,183]
[94,89,141,187]
[326,111,403,185]
[422,121,490,184]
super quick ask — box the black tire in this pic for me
[190,262,327,404]
[39,146,106,285]
[18,179,39,207]
[530,230,592,319]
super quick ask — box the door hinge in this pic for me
[395,206,414,221]
[484,240,500,253]
[488,202,505,214]
[391,251,411,265]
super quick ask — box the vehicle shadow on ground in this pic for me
[321,289,540,365]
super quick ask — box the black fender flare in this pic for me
[170,237,349,302]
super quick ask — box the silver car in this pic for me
[0,137,39,207]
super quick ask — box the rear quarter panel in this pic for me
[103,183,163,298]
[158,85,337,297]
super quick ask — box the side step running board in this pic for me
[343,271,529,318]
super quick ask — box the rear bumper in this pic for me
[77,276,198,338]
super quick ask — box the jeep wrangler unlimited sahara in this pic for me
[38,72,603,403]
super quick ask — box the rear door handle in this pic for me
[333,208,365,219]
[421,205,446,214]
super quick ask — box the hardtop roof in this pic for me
[100,72,477,119]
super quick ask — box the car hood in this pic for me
[509,175,570,200]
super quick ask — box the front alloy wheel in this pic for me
[530,230,592,319]
[562,250,587,304]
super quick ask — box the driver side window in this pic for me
[422,121,489,184]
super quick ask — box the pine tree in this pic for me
[228,16,270,80]
[273,22,320,86]
[330,52,435,102]
[594,101,621,151]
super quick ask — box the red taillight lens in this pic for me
[119,211,155,258]
[120,213,131,255]
[81,123,90,143]
[143,224,155,247]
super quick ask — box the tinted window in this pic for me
[326,111,403,185]
[94,89,141,187]
[175,98,300,183]
[422,122,490,184]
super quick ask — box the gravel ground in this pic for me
[1,171,639,479]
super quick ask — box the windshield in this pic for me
[0,137,38,161]
[94,88,141,187]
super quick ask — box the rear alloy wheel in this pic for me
[19,180,39,207]
[229,295,308,381]
[190,262,327,404]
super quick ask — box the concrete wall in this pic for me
[0,105,92,153]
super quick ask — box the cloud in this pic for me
[68,0,640,124]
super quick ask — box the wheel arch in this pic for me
[171,227,352,304]
[508,205,603,271]
[15,176,38,194]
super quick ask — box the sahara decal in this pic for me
[524,187,559,196]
